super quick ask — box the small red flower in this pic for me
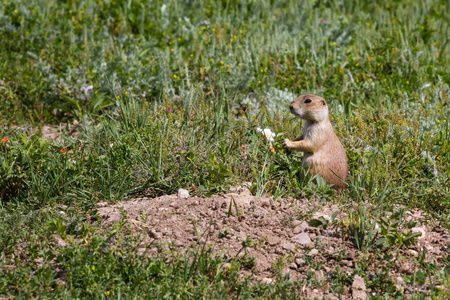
[270,147,276,153]
[241,144,247,152]
[61,149,67,153]
[2,137,8,143]
[167,107,171,112]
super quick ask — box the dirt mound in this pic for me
[97,187,449,299]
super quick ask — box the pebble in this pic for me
[407,249,419,257]
[169,202,179,209]
[261,198,271,208]
[308,249,319,256]
[291,232,312,245]
[282,242,296,252]
[292,220,303,227]
[177,188,190,198]
[51,234,69,247]
[295,258,305,267]
[314,270,324,281]
[293,221,309,234]
[325,293,339,300]
[260,278,274,285]
[149,229,162,239]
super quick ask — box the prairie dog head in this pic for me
[289,94,329,122]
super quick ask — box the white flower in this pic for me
[109,143,114,148]
[80,85,93,95]
[263,128,275,142]
[256,127,262,132]
[161,4,166,14]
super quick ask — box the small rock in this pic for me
[51,235,69,247]
[292,220,302,227]
[292,232,312,245]
[149,229,162,239]
[260,278,274,285]
[347,251,356,260]
[295,258,305,267]
[399,261,414,275]
[325,293,339,300]
[314,270,324,281]
[282,242,296,252]
[352,275,367,300]
[55,278,67,286]
[293,221,309,234]
[313,213,332,222]
[289,262,297,270]
[407,249,419,257]
[261,198,271,208]
[275,247,284,255]
[308,249,319,256]
[267,235,280,246]
[169,202,179,209]
[177,188,190,198]
[411,227,426,239]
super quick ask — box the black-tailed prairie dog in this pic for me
[282,94,348,189]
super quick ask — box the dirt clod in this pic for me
[352,275,367,300]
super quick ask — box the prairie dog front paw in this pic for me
[282,138,293,149]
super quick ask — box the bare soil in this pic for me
[97,186,450,299]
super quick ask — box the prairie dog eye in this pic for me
[304,99,312,103]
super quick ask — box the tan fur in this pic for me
[282,94,348,189]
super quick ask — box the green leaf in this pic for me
[309,219,323,227]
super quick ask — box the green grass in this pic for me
[0,0,449,298]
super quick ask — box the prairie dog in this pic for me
[282,94,348,189]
